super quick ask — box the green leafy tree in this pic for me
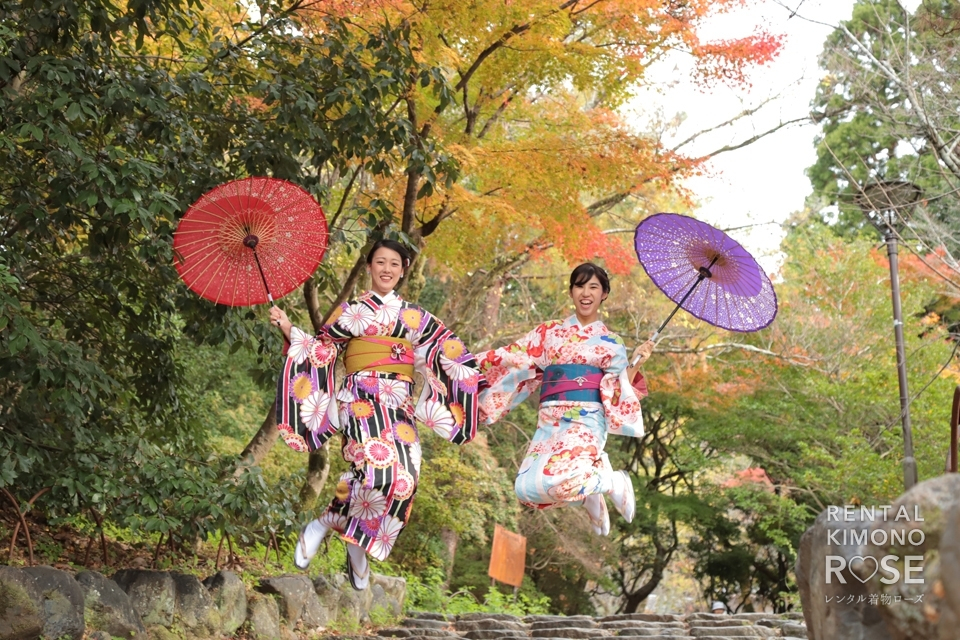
[0,0,455,543]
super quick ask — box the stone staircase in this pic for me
[372,612,808,640]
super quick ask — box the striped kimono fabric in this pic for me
[276,290,482,560]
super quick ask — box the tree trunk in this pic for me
[236,404,278,472]
[440,527,459,586]
[621,567,664,613]
[304,274,324,332]
[323,254,368,323]
[402,254,428,303]
[298,448,331,513]
[480,278,503,338]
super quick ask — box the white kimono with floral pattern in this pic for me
[476,316,646,509]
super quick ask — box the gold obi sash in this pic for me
[344,336,414,377]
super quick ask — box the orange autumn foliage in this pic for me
[293,0,781,273]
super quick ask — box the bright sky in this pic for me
[625,0,860,273]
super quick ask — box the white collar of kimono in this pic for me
[370,289,399,302]
[564,315,605,331]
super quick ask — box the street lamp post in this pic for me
[855,181,922,491]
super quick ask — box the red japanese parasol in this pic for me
[173,177,328,306]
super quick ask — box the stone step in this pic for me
[531,630,609,639]
[525,616,596,624]
[600,615,683,623]
[531,620,599,630]
[612,630,689,638]
[687,614,775,622]
[690,637,772,640]
[529,638,643,640]
[460,631,530,640]
[402,619,454,630]
[462,613,525,622]
[595,637,692,640]
[780,625,807,638]
[456,620,531,633]
[689,628,775,638]
[753,618,807,636]
[378,629,460,638]
[754,620,787,629]
[688,621,766,629]
[603,622,687,631]
[409,612,457,622]
[608,622,687,636]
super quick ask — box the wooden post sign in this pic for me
[488,524,526,588]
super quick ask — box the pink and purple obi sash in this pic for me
[540,364,603,404]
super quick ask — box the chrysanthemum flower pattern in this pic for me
[417,400,455,440]
[392,469,415,501]
[369,515,404,560]
[348,486,387,521]
[300,391,330,432]
[290,373,316,403]
[363,437,397,469]
[337,303,375,334]
[392,422,418,445]
[287,327,313,365]
[377,378,408,406]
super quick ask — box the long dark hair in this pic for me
[366,239,412,269]
[569,262,610,294]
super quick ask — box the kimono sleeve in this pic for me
[275,323,348,452]
[475,321,553,425]
[600,339,645,438]
[409,309,482,445]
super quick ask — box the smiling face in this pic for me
[570,274,607,324]
[368,247,404,295]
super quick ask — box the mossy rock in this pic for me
[0,566,44,640]
[23,566,85,640]
[76,570,146,640]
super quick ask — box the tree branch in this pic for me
[416,198,457,239]
[659,341,818,366]
[402,98,423,235]
[328,165,362,230]
[477,89,517,139]
[303,275,324,332]
[453,0,579,92]
[698,116,811,159]
[671,93,783,152]
[322,254,366,323]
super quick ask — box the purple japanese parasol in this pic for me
[633,213,777,361]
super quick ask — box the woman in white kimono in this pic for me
[476,263,653,535]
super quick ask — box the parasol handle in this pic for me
[243,234,275,305]
[632,256,719,366]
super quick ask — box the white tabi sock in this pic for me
[608,470,636,524]
[584,494,603,521]
[583,494,610,536]
[346,543,370,590]
[596,453,615,494]
[294,519,329,569]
